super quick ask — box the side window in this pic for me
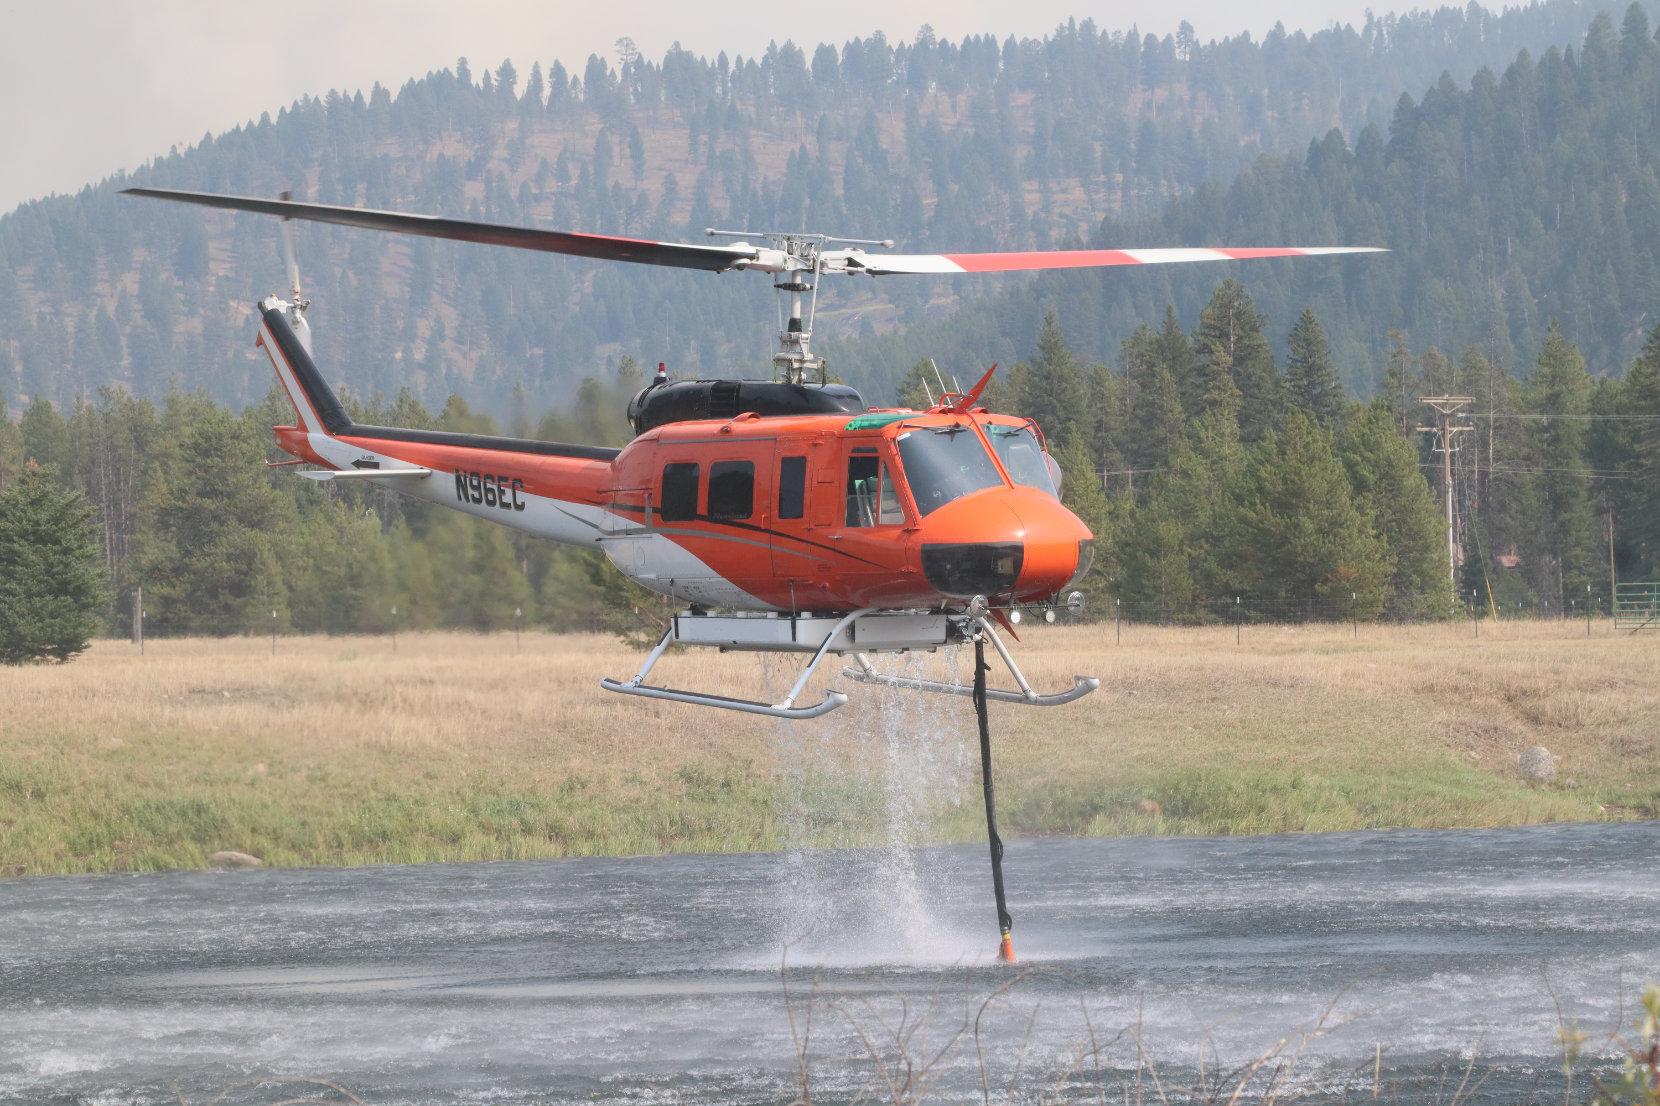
[660,462,699,522]
[846,449,904,527]
[708,460,755,521]
[777,456,806,520]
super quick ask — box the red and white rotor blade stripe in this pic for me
[827,245,1386,275]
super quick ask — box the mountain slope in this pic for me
[850,7,1660,393]
[0,1,1642,413]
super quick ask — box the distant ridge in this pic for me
[0,0,1645,413]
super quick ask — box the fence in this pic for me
[1614,582,1660,631]
[1099,594,1612,627]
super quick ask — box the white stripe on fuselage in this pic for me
[298,431,778,611]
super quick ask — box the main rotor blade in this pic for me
[825,245,1387,275]
[121,188,761,273]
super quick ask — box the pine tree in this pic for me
[1153,305,1200,417]
[1381,331,1419,434]
[1338,404,1454,616]
[1526,324,1598,610]
[19,398,70,473]
[133,402,297,634]
[1014,313,1090,451]
[1112,501,1194,621]
[1117,409,1250,618]
[1054,437,1111,610]
[1284,308,1342,426]
[0,465,108,664]
[1195,280,1280,440]
[0,398,21,491]
[1621,325,1660,573]
[1120,323,1185,475]
[1086,361,1126,480]
[1235,413,1391,617]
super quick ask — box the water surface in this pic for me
[2,822,1655,1103]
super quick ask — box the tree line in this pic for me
[951,280,1658,622]
[4,282,1655,661]
[0,366,655,652]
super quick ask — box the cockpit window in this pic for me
[895,424,1005,517]
[986,423,1058,497]
[847,448,904,526]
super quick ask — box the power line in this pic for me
[1470,412,1660,420]
[1422,462,1648,479]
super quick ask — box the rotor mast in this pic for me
[707,229,892,385]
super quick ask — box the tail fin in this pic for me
[255,297,351,436]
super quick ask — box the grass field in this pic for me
[1,619,1656,876]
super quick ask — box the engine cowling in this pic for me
[627,379,865,435]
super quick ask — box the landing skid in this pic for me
[599,608,1098,720]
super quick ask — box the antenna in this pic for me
[927,358,949,401]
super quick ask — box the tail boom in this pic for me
[255,299,619,548]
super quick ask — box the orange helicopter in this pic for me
[124,186,1381,720]
[125,187,1382,960]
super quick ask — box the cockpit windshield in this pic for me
[985,423,1058,497]
[895,423,1006,516]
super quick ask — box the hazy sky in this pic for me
[1,0,1378,214]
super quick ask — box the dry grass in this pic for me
[1,619,1656,876]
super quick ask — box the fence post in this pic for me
[1586,584,1592,637]
[1115,598,1121,645]
[1352,591,1358,639]
[390,605,398,654]
[1235,596,1241,645]
[271,609,277,656]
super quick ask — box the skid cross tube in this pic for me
[842,617,1098,706]
[599,609,873,719]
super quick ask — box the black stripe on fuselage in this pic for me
[341,424,621,461]
[604,501,885,568]
[259,303,621,463]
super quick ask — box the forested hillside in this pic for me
[0,0,1642,414]
[867,7,1660,394]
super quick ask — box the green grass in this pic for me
[2,622,1656,876]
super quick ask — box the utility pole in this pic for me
[1417,396,1474,589]
[1607,508,1617,617]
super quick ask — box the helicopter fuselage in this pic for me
[260,305,1092,615]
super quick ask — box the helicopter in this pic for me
[123,186,1382,720]
[124,186,1382,961]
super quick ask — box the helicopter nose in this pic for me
[916,488,1093,602]
[1006,489,1094,601]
